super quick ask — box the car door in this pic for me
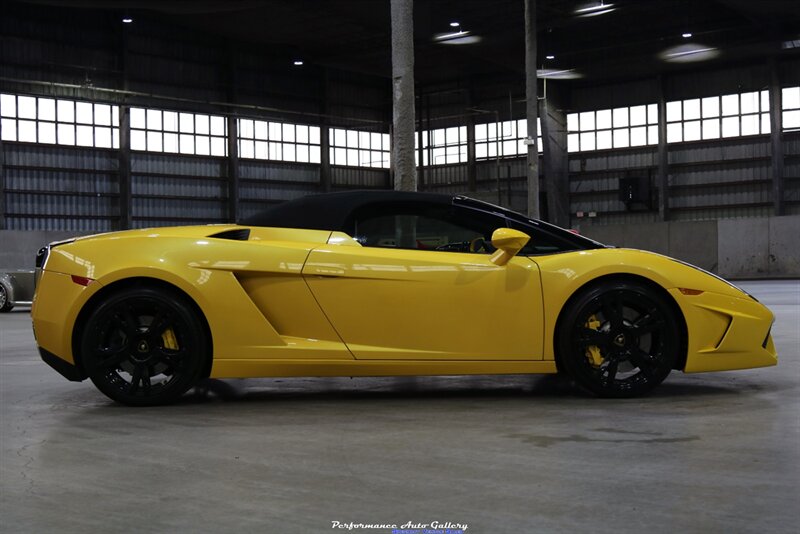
[302,202,544,360]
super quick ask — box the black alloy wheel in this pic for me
[81,286,208,406]
[558,281,680,398]
[0,282,12,312]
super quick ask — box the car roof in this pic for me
[241,190,453,231]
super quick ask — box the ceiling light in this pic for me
[293,60,304,66]
[659,44,720,63]
[433,30,482,45]
[122,17,133,23]
[449,21,460,27]
[546,55,555,60]
[682,32,692,38]
[537,68,582,79]
[574,2,615,14]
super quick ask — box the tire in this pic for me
[80,286,209,406]
[0,282,13,312]
[557,280,680,398]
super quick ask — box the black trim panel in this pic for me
[39,347,86,382]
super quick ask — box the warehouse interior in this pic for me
[1,0,799,532]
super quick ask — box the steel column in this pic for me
[390,0,417,191]
[524,0,540,218]
[769,59,784,216]
[657,76,669,221]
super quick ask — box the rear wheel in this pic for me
[81,286,208,406]
[558,281,679,398]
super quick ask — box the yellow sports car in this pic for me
[32,191,777,405]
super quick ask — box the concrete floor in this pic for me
[1,280,798,534]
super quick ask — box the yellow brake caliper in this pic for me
[161,328,179,351]
[585,314,604,367]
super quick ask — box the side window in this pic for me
[353,205,501,253]
[508,219,579,255]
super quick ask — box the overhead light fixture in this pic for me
[659,44,720,63]
[537,68,582,79]
[546,55,555,60]
[574,2,615,17]
[434,29,482,45]
[682,32,692,38]
[449,21,460,27]
[293,60,304,66]
[122,17,133,23]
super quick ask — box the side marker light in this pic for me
[71,275,94,286]
[678,288,704,296]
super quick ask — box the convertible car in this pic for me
[32,190,777,405]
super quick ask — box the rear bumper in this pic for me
[39,347,85,382]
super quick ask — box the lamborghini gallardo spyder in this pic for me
[32,191,777,405]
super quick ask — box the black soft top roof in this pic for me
[241,190,453,231]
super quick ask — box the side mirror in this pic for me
[489,228,530,266]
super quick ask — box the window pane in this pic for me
[647,104,658,124]
[630,126,647,146]
[76,124,93,146]
[211,137,227,156]
[309,145,321,163]
[75,102,93,124]
[147,130,162,151]
[130,107,146,129]
[702,97,719,117]
[579,131,595,151]
[567,114,579,132]
[1,118,16,141]
[596,129,612,149]
[629,105,646,126]
[57,123,74,145]
[667,122,682,143]
[347,148,358,166]
[761,113,770,134]
[371,132,382,150]
[57,100,74,122]
[741,92,758,114]
[486,123,497,140]
[613,128,629,148]
[666,101,682,122]
[210,116,226,136]
[784,109,800,129]
[296,144,309,163]
[721,116,739,137]
[783,87,800,110]
[1,94,16,117]
[39,121,56,144]
[596,109,612,130]
[760,90,769,112]
[502,139,516,156]
[518,120,528,138]
[683,99,701,120]
[579,112,595,131]
[567,133,579,152]
[702,118,720,139]
[195,115,210,135]
[18,120,36,142]
[38,98,56,121]
[163,132,178,152]
[476,142,487,158]
[163,111,179,132]
[239,119,254,138]
[255,118,269,139]
[383,133,391,151]
[296,125,309,144]
[131,129,147,150]
[475,123,487,141]
[358,131,370,148]
[721,94,739,116]
[240,139,254,158]
[684,120,701,141]
[254,140,267,159]
[112,128,119,149]
[196,135,210,156]
[647,125,658,144]
[272,123,285,142]
[179,134,194,154]
[283,124,296,143]
[17,96,36,119]
[740,114,758,135]
[179,113,194,133]
[445,126,460,144]
[432,129,445,146]
[346,129,357,148]
[112,106,119,127]
[283,143,296,162]
[94,104,111,125]
[271,142,284,161]
[146,109,162,130]
[95,126,112,148]
[612,108,628,128]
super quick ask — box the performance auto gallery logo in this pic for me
[331,520,469,533]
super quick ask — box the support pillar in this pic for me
[226,116,239,222]
[657,76,669,221]
[390,0,417,191]
[524,0,540,218]
[320,67,332,192]
[769,59,784,216]
[118,106,132,229]
[539,85,570,227]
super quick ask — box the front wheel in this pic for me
[0,282,13,312]
[557,281,680,398]
[80,286,209,406]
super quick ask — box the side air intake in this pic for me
[209,228,251,241]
